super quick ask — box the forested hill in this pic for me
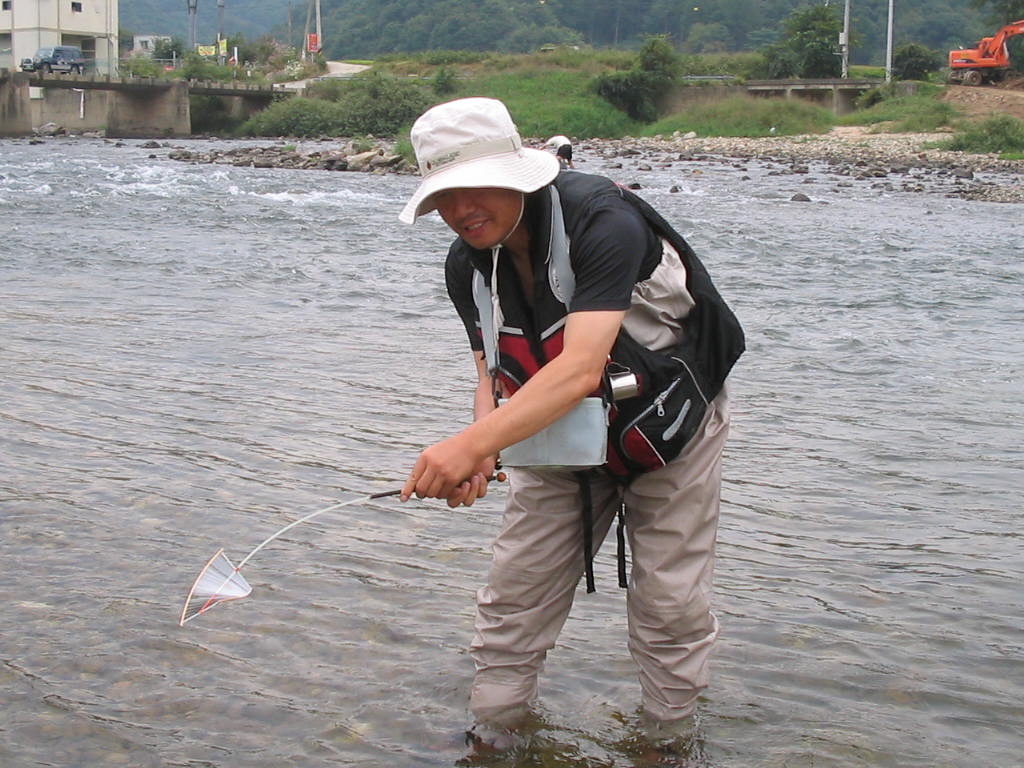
[121,0,990,67]
[119,0,288,42]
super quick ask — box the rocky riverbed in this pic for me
[582,127,1024,203]
[154,127,1023,204]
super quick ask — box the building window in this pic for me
[2,1,12,10]
[71,1,83,11]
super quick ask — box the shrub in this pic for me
[893,43,941,81]
[433,65,458,96]
[120,57,165,78]
[329,72,433,135]
[247,73,432,137]
[594,35,680,122]
[942,115,1024,154]
[241,97,347,137]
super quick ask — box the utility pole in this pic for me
[217,0,225,64]
[840,0,851,78]
[187,0,198,51]
[302,0,313,61]
[315,0,322,58]
[885,0,895,82]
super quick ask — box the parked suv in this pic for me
[20,46,86,75]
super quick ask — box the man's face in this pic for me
[433,187,524,250]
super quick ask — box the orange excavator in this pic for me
[949,19,1024,85]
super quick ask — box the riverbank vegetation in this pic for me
[229,41,1023,159]
[838,82,960,132]
[941,114,1024,157]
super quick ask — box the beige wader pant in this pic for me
[470,388,730,725]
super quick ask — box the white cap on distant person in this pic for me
[399,97,560,224]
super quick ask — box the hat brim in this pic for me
[399,147,559,224]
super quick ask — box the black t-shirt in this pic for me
[446,181,661,351]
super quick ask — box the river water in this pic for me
[1,137,1021,768]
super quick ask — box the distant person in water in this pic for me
[546,134,575,169]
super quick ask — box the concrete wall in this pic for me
[664,84,746,115]
[30,85,111,131]
[0,72,191,137]
[105,81,190,138]
[0,71,32,135]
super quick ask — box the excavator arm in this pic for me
[982,21,1024,59]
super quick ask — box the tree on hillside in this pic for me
[320,0,578,56]
[760,4,842,78]
[969,0,1024,24]
[683,23,734,54]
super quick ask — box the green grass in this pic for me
[448,68,642,139]
[644,95,834,138]
[940,114,1024,155]
[839,85,959,132]
[850,64,886,79]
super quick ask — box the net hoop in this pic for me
[179,548,252,626]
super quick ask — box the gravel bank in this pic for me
[578,128,1024,203]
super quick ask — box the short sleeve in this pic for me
[568,205,657,313]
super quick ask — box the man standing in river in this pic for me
[397,97,744,755]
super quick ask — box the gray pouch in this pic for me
[498,397,608,469]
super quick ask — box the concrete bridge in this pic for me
[0,69,291,137]
[744,78,878,116]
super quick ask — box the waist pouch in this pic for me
[499,396,608,469]
[606,333,710,476]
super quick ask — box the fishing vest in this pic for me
[460,171,745,478]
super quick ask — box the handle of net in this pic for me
[236,472,508,570]
[376,471,507,500]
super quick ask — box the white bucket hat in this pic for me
[399,97,560,224]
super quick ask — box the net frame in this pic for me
[179,548,253,626]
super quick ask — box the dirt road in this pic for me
[942,79,1024,121]
[279,61,370,91]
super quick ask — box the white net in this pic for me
[179,549,252,626]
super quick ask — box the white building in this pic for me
[131,34,171,58]
[1,0,119,75]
